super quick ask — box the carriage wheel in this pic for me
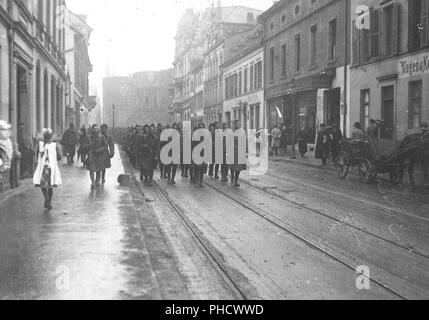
[359,159,376,184]
[336,151,350,179]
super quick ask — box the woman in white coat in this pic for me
[33,129,62,210]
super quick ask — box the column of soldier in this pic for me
[114,121,245,188]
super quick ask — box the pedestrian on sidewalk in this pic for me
[77,126,90,168]
[33,128,62,210]
[60,123,78,165]
[271,125,281,156]
[88,124,108,189]
[101,124,115,184]
[17,122,35,179]
[328,123,343,162]
[297,128,308,158]
[316,123,330,166]
[280,125,289,154]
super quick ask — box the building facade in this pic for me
[103,69,174,128]
[222,27,264,131]
[260,0,350,143]
[173,5,263,125]
[0,0,68,191]
[350,0,429,140]
[64,9,93,130]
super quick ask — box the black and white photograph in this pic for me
[0,0,428,304]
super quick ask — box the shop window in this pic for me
[381,86,395,139]
[409,80,422,129]
[409,0,429,50]
[310,25,318,67]
[329,19,337,60]
[360,90,370,131]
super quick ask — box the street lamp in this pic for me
[285,81,298,159]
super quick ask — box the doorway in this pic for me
[325,88,341,127]
[16,66,29,141]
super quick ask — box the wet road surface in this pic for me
[0,148,187,300]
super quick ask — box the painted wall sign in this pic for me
[399,52,429,79]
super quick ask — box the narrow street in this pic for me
[2,149,427,300]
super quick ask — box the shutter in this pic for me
[352,20,359,65]
[370,8,380,57]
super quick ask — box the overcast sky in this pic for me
[66,0,274,94]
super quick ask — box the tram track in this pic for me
[203,180,412,300]
[237,178,429,260]
[150,180,249,300]
[263,170,429,223]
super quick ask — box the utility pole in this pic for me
[287,81,298,159]
[112,104,115,129]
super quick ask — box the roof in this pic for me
[258,0,287,21]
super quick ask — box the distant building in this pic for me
[221,26,264,131]
[65,9,93,130]
[103,69,174,128]
[173,4,263,125]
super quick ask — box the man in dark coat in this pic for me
[328,123,343,162]
[138,125,160,185]
[88,124,107,189]
[315,123,330,166]
[61,123,78,165]
[17,122,34,178]
[228,120,247,187]
[101,124,115,184]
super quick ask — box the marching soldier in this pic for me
[137,125,159,186]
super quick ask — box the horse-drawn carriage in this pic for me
[335,129,427,184]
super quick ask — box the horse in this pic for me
[396,130,429,187]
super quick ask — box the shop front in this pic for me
[266,75,331,144]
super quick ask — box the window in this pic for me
[253,63,258,90]
[329,19,337,60]
[244,68,248,93]
[409,81,422,129]
[381,2,397,56]
[360,90,370,130]
[239,71,242,96]
[409,0,429,50]
[281,44,287,76]
[282,15,286,24]
[250,64,254,91]
[295,34,301,72]
[269,47,275,80]
[256,61,262,89]
[381,86,395,139]
[38,0,44,24]
[310,25,317,66]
